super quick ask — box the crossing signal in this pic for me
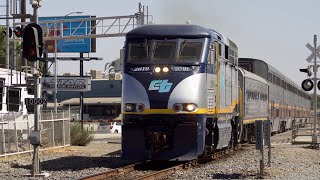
[23,23,43,62]
[301,79,313,91]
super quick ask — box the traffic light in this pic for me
[299,65,313,77]
[13,26,22,38]
[23,23,43,62]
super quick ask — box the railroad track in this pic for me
[79,145,242,180]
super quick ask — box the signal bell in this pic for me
[301,79,313,91]
[299,67,313,77]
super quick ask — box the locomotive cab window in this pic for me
[177,41,203,62]
[151,41,176,61]
[128,40,150,62]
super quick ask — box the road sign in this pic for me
[306,43,320,62]
[25,98,47,105]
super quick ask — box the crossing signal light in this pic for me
[23,23,43,62]
[301,79,313,91]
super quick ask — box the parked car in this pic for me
[98,121,122,133]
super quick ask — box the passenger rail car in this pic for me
[239,58,311,133]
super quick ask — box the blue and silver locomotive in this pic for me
[121,24,241,161]
[121,24,310,161]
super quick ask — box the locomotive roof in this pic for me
[126,24,212,38]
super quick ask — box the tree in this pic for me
[0,26,19,68]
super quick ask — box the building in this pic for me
[46,79,122,121]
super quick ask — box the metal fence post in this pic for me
[62,111,65,146]
[51,111,55,147]
[1,117,5,155]
[27,118,31,151]
[14,119,19,153]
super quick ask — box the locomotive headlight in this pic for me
[136,103,145,112]
[186,103,197,112]
[163,67,169,73]
[155,67,161,73]
[124,103,134,112]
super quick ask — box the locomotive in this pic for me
[121,24,310,161]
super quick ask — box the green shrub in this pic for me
[70,123,93,146]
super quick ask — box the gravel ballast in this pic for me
[0,131,319,179]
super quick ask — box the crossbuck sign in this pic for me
[306,43,320,62]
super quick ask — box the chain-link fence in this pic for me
[0,109,76,157]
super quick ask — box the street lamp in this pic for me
[62,11,83,19]
[53,11,83,113]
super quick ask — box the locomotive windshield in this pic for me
[127,38,205,63]
[127,39,151,62]
[177,41,202,62]
[151,41,176,61]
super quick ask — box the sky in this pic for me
[1,0,320,86]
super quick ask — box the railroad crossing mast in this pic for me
[301,35,320,148]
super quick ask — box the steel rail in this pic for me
[79,144,243,180]
[78,163,139,180]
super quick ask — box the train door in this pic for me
[286,104,292,129]
[272,102,281,132]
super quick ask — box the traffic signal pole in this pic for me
[31,1,41,177]
[5,0,10,69]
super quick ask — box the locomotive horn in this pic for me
[301,79,314,91]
